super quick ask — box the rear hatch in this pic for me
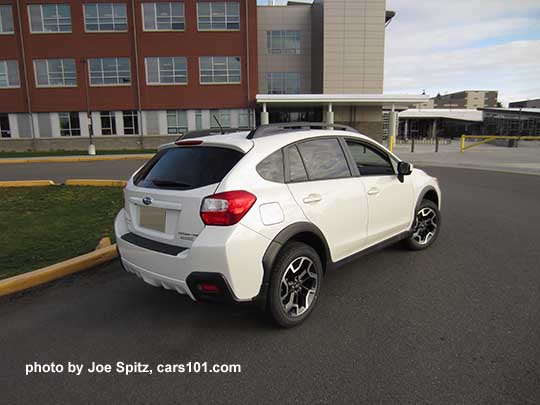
[124,144,245,249]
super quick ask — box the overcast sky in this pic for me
[385,0,540,105]
[258,0,540,105]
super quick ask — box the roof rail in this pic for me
[246,122,359,139]
[176,127,249,141]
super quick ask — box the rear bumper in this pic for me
[114,209,270,301]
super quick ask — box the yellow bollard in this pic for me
[460,135,465,152]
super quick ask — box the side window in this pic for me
[288,145,308,182]
[257,149,284,183]
[296,138,350,181]
[346,140,394,176]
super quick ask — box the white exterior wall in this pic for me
[8,114,19,138]
[50,113,60,137]
[91,112,101,136]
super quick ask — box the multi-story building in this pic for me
[509,98,540,108]
[432,90,498,109]
[256,0,408,140]
[0,0,257,147]
[0,0,426,149]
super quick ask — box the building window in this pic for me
[267,31,300,54]
[197,2,239,30]
[0,113,11,138]
[0,5,14,34]
[145,57,187,85]
[210,110,230,129]
[167,110,188,134]
[84,3,127,32]
[195,110,203,129]
[28,4,71,33]
[267,72,300,94]
[142,2,184,31]
[59,112,81,136]
[34,59,77,87]
[88,58,131,86]
[0,60,20,88]
[199,56,240,84]
[238,109,251,128]
[101,111,117,135]
[123,110,139,135]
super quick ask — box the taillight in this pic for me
[175,140,203,146]
[200,190,257,226]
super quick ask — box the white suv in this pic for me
[115,123,441,327]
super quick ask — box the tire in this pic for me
[404,199,441,250]
[267,242,323,328]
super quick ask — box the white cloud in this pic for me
[385,0,540,105]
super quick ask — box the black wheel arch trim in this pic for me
[253,221,331,309]
[416,185,440,211]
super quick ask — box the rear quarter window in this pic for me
[135,146,244,190]
[256,150,284,183]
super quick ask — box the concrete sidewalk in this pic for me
[393,141,540,176]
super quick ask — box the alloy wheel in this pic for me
[280,256,319,317]
[412,207,438,245]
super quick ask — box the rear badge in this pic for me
[142,196,153,206]
[178,232,198,242]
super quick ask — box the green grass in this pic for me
[0,186,124,280]
[0,149,156,158]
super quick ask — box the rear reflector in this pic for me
[199,283,220,293]
[200,190,257,226]
[175,140,203,146]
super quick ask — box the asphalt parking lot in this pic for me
[1,166,540,403]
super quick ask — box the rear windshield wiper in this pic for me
[151,179,192,188]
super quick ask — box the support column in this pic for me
[388,104,397,150]
[261,103,269,125]
[326,103,334,125]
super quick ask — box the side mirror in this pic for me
[397,161,412,182]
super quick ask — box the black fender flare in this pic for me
[415,185,439,211]
[252,222,331,308]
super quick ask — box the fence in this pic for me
[460,135,540,152]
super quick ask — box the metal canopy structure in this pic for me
[256,94,429,107]
[256,94,429,143]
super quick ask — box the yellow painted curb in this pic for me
[0,154,153,165]
[0,244,118,297]
[96,236,112,250]
[65,179,127,187]
[0,180,57,187]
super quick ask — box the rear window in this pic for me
[135,146,244,190]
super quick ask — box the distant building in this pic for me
[481,108,540,136]
[398,109,483,139]
[396,107,540,139]
[509,98,540,108]
[432,91,498,109]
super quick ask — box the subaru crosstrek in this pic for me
[115,123,441,327]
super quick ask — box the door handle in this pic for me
[367,187,380,196]
[303,193,322,204]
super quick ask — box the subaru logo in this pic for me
[142,196,153,206]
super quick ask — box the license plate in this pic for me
[139,206,166,232]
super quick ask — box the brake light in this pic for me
[200,190,257,226]
[175,140,203,146]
